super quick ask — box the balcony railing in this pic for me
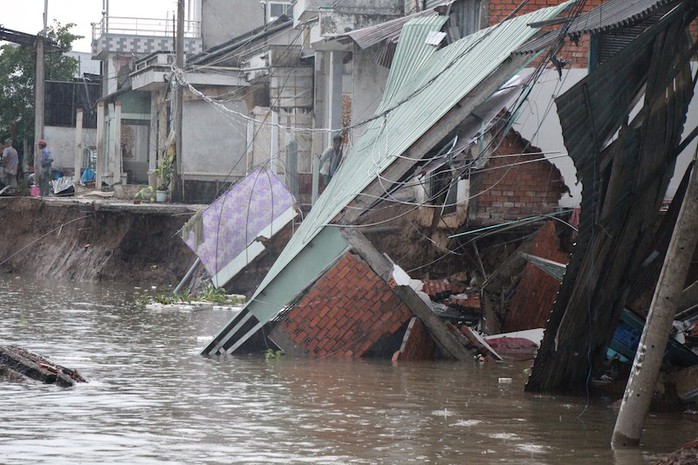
[92,16,201,41]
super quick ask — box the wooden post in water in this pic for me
[611,162,698,448]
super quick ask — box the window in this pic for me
[268,2,293,22]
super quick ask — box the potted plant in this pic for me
[154,151,174,202]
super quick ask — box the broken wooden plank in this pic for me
[450,323,503,361]
[0,346,87,387]
[393,285,475,365]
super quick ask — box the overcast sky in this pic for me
[0,0,178,52]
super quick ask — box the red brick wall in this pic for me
[488,0,605,68]
[503,221,569,331]
[277,252,413,358]
[392,318,436,362]
[469,130,566,225]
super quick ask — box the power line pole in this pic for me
[173,0,185,202]
[612,160,698,448]
[33,0,48,177]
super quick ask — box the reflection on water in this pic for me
[0,275,694,464]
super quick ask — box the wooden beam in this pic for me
[393,285,475,365]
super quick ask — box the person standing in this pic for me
[319,134,344,186]
[2,138,18,189]
[37,139,53,197]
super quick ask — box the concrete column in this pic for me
[96,101,105,189]
[74,108,83,184]
[155,89,167,186]
[612,163,698,447]
[327,50,344,145]
[174,0,185,201]
[113,101,122,184]
[107,102,116,184]
[311,152,319,206]
[286,135,298,198]
[33,37,45,178]
[271,110,279,174]
[149,91,159,184]
[246,118,255,172]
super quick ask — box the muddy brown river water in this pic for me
[0,275,695,464]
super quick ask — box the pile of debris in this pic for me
[0,345,87,387]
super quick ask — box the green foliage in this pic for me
[134,185,155,202]
[199,283,228,303]
[139,283,245,307]
[152,292,177,305]
[264,349,284,360]
[0,21,81,144]
[199,283,245,305]
[155,151,175,191]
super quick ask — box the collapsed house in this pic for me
[526,0,698,393]
[202,3,573,359]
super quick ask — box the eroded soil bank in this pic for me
[0,197,199,286]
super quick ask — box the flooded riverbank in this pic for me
[0,275,694,464]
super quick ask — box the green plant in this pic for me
[264,348,285,360]
[199,283,229,304]
[155,151,174,191]
[196,283,245,305]
[152,292,177,305]
[0,22,80,144]
[134,185,155,202]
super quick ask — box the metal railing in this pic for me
[92,16,201,40]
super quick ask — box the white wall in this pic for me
[349,50,390,141]
[43,126,98,173]
[514,65,698,208]
[181,99,248,179]
[201,0,266,49]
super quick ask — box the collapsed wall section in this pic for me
[269,251,415,358]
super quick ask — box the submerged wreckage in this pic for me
[0,346,87,387]
[184,0,698,413]
[197,2,573,360]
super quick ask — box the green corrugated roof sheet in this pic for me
[239,2,571,325]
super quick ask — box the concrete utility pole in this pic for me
[612,161,698,448]
[74,108,83,184]
[33,0,48,177]
[173,0,185,201]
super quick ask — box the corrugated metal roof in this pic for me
[214,2,572,338]
[330,4,447,49]
[514,0,680,54]
[566,0,676,36]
